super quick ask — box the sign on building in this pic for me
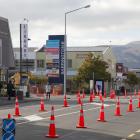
[20,23,28,59]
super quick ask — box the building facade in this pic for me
[67,46,116,79]
[13,47,37,72]
[0,17,14,81]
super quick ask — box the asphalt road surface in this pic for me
[0,95,140,140]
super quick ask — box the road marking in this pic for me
[136,129,140,133]
[127,133,135,138]
[91,102,110,107]
[23,115,44,121]
[17,104,114,125]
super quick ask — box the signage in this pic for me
[2,119,16,140]
[2,132,15,140]
[46,40,60,77]
[2,119,15,132]
[20,23,28,59]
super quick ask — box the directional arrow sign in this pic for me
[2,119,15,132]
[2,132,15,140]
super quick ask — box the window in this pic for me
[67,59,72,68]
[37,60,44,68]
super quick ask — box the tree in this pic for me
[73,53,111,89]
[125,72,139,87]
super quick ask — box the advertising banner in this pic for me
[46,40,60,77]
[20,24,28,59]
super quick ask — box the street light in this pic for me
[64,4,90,94]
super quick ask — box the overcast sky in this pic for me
[0,0,140,47]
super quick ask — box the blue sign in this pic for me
[2,119,15,132]
[46,40,60,48]
[2,132,15,140]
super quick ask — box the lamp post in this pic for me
[64,4,90,95]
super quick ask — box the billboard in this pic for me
[48,35,65,85]
[20,24,28,59]
[45,40,60,77]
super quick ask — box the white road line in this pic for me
[136,129,140,133]
[23,115,44,121]
[127,133,135,138]
[17,104,114,125]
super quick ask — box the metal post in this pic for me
[64,13,67,95]
[64,5,90,95]
[20,24,22,86]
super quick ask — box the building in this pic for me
[13,47,37,72]
[67,46,116,79]
[34,45,116,78]
[0,16,14,81]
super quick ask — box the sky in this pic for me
[0,0,140,48]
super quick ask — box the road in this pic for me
[0,95,140,140]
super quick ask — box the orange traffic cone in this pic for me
[39,97,46,112]
[89,91,93,102]
[137,96,140,108]
[14,97,21,116]
[76,103,87,128]
[8,113,11,119]
[82,89,86,98]
[115,97,122,116]
[63,94,69,107]
[46,106,59,138]
[127,96,134,112]
[77,96,82,104]
[77,90,80,98]
[99,91,103,101]
[97,102,106,122]
[104,90,106,98]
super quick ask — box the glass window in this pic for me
[67,59,72,68]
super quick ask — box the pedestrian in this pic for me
[0,81,3,95]
[45,84,51,100]
[7,80,15,100]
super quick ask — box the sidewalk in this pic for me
[0,94,41,106]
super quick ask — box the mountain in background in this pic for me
[112,41,140,68]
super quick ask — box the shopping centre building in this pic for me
[0,16,14,82]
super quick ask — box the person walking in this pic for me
[7,80,14,100]
[45,84,51,100]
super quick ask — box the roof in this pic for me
[13,47,37,52]
[67,45,110,53]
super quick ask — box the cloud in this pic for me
[0,0,140,47]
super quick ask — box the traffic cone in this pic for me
[137,96,140,108]
[39,97,46,112]
[82,89,86,98]
[14,96,21,116]
[104,90,106,98]
[115,97,122,116]
[63,94,69,107]
[127,96,134,112]
[99,91,103,101]
[76,103,87,128]
[8,113,11,119]
[77,90,80,98]
[77,96,82,104]
[97,102,106,122]
[46,106,59,138]
[89,91,93,102]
